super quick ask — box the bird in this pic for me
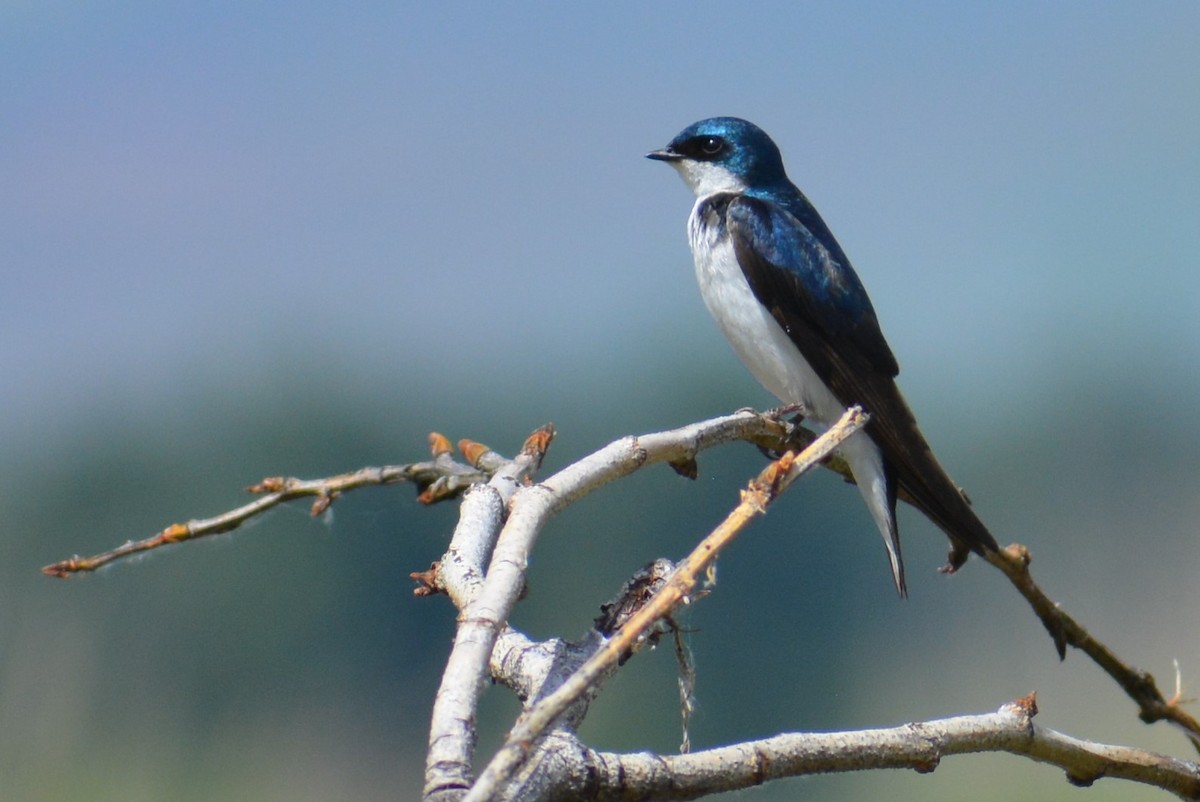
[648,116,998,597]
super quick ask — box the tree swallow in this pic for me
[648,117,999,596]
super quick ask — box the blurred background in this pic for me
[4,3,1199,800]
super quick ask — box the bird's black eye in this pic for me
[677,134,727,161]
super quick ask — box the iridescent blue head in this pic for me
[647,117,788,198]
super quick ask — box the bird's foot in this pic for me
[762,402,807,422]
[754,404,809,460]
[937,541,972,575]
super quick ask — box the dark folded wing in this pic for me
[726,194,997,558]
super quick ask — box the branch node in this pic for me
[1004,542,1033,567]
[594,559,675,638]
[913,757,940,774]
[1003,691,1039,727]
[246,476,286,493]
[160,523,192,543]
[1066,769,1101,788]
[668,457,699,480]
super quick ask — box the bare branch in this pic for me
[41,406,1200,800]
[424,410,799,800]
[425,426,557,800]
[575,697,1200,801]
[460,408,869,802]
[41,433,493,577]
[985,546,1200,748]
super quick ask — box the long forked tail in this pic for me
[856,382,1000,574]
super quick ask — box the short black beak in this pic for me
[645,148,681,162]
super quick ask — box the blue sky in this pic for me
[5,3,1198,443]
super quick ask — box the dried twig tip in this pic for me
[410,563,442,597]
[41,560,77,578]
[520,423,556,458]
[428,432,453,457]
[458,439,492,467]
[311,492,338,516]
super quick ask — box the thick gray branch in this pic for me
[555,701,1200,801]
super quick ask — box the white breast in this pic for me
[684,193,898,583]
[687,196,848,428]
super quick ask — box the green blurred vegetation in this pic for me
[3,344,1197,801]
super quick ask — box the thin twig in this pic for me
[41,434,490,577]
[986,546,1200,749]
[753,418,1200,751]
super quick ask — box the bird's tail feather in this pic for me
[842,435,907,597]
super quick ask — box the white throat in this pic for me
[668,160,748,198]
